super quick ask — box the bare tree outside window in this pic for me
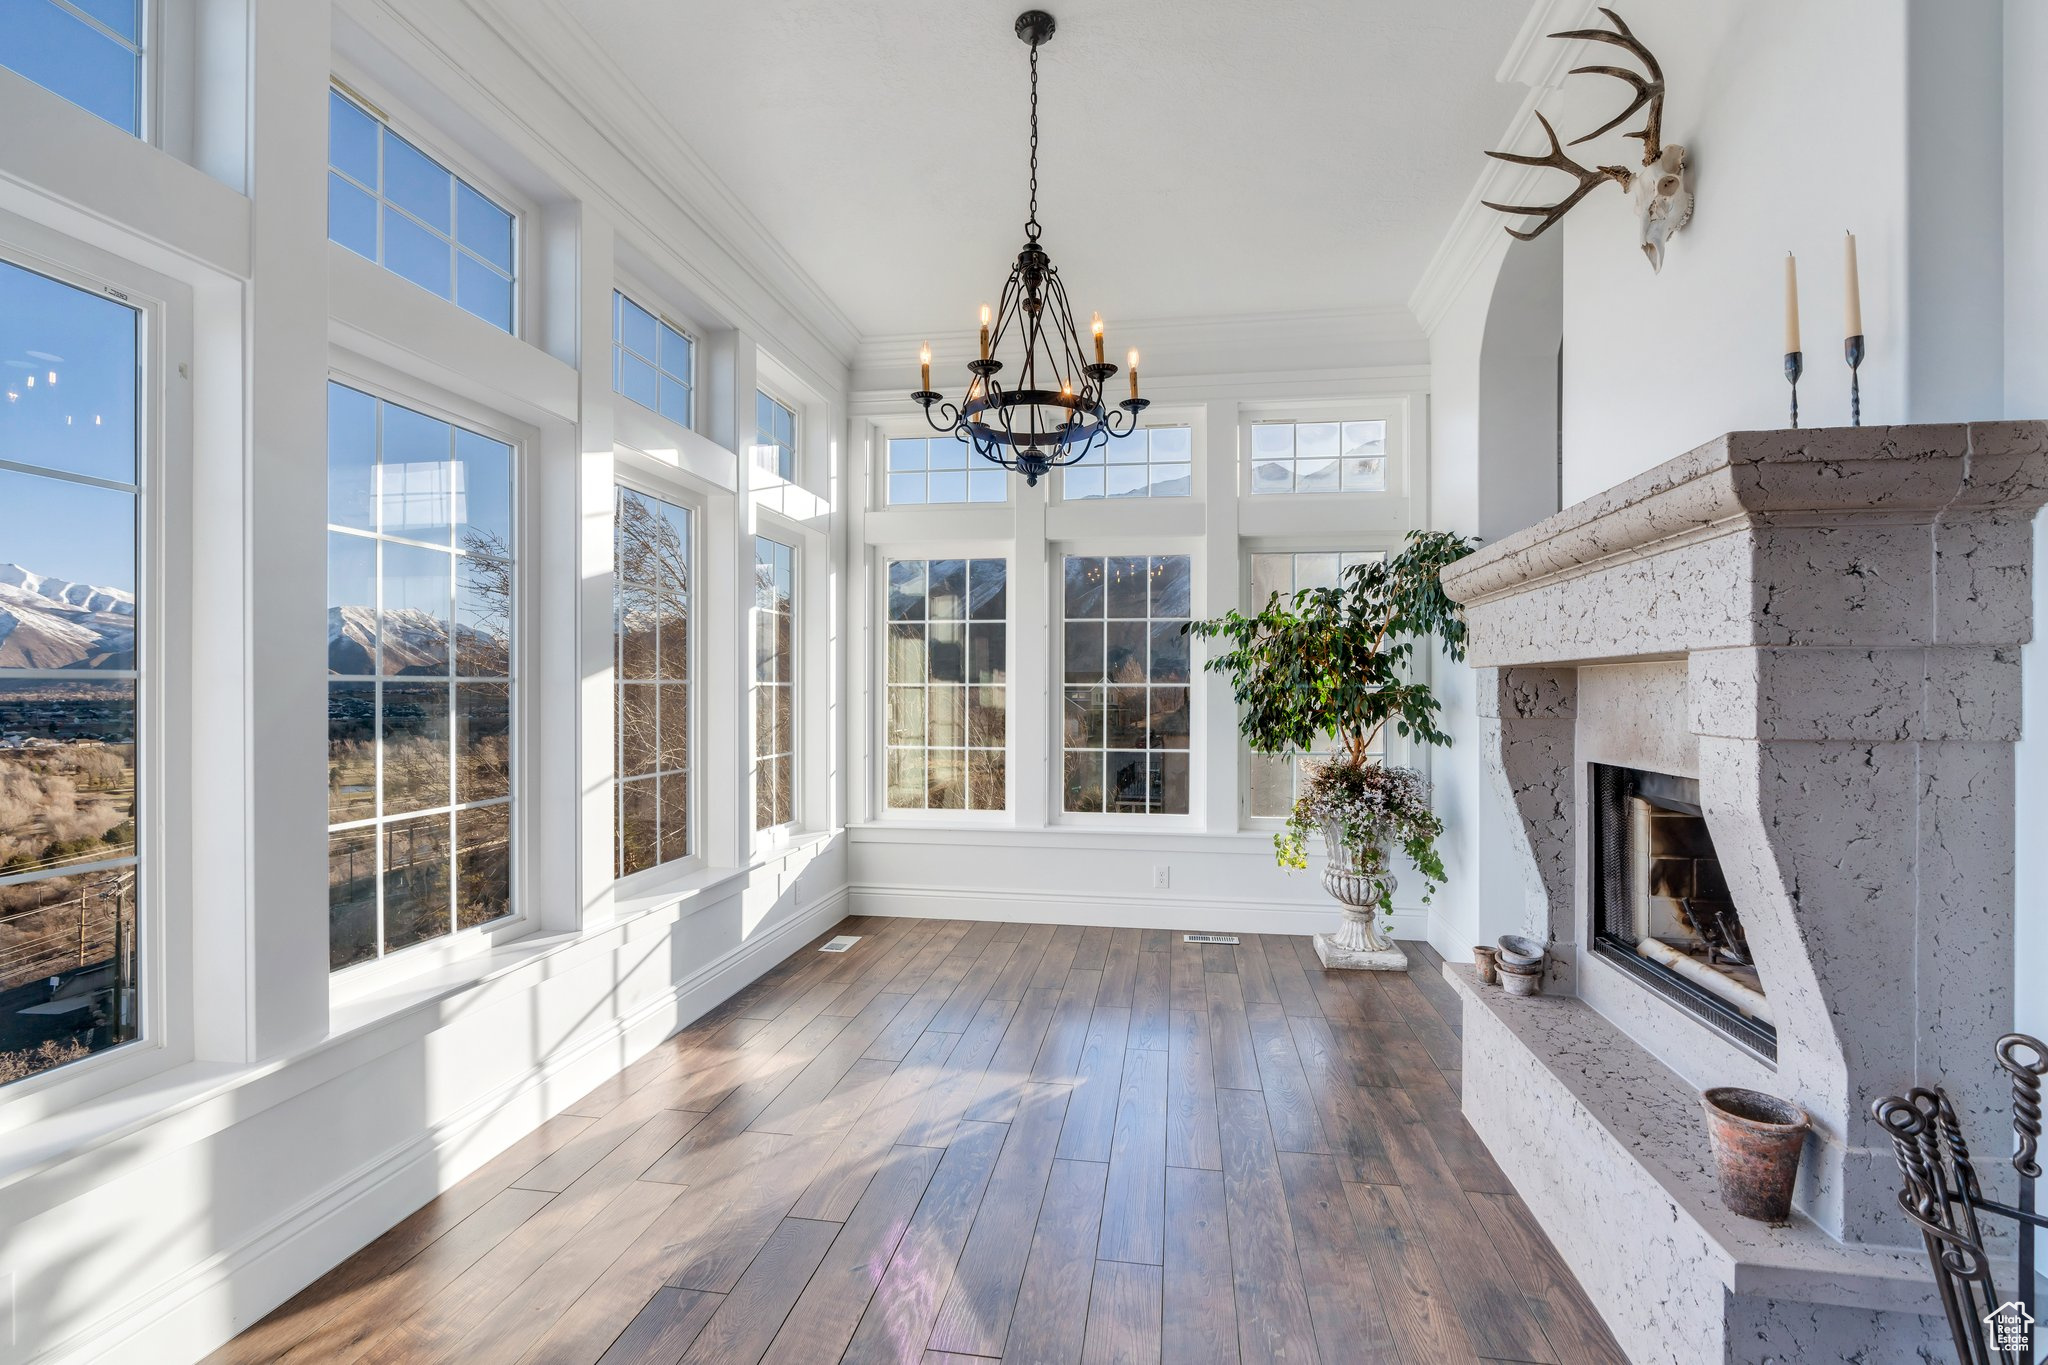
[615,488,691,876]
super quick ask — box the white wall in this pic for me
[1422,0,2045,1036]
[0,3,860,1360]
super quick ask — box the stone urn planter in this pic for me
[1311,819,1408,971]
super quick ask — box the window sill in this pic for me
[0,830,845,1202]
[848,822,1278,850]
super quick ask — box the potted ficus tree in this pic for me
[1185,530,1475,969]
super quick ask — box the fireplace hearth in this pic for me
[1437,421,2048,1362]
[1588,762,1774,1059]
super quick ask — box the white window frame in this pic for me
[0,231,185,1120]
[322,365,533,983]
[1050,545,1201,830]
[1057,422,1196,503]
[5,0,153,139]
[1236,542,1411,828]
[1235,400,1410,504]
[750,530,801,842]
[611,470,704,890]
[325,72,530,339]
[872,547,1013,823]
[753,387,799,484]
[610,286,696,433]
[878,434,1011,509]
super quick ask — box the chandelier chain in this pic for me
[1026,41,1040,241]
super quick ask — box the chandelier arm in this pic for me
[919,396,966,436]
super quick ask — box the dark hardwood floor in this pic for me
[212,918,1627,1365]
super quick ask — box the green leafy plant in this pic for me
[1184,530,1475,895]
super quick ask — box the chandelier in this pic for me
[913,9,1147,487]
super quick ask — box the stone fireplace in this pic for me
[1437,421,2048,1362]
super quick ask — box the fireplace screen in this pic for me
[1589,763,1777,1059]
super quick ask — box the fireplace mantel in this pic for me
[1438,422,2048,1362]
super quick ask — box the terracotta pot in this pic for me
[1472,945,1500,985]
[1701,1087,1810,1223]
[1497,960,1542,997]
[1497,934,1545,968]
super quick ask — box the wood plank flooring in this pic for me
[214,918,1627,1365]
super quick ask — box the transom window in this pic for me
[1061,555,1192,815]
[885,437,1007,506]
[614,487,692,877]
[1063,426,1192,500]
[327,87,517,334]
[0,256,142,1086]
[1246,550,1386,818]
[4,0,143,135]
[885,559,1006,811]
[1248,419,1387,495]
[753,537,796,830]
[612,293,693,428]
[755,392,796,481]
[326,382,514,969]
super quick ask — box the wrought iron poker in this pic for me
[912,10,1148,486]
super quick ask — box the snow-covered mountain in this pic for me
[0,565,136,670]
[328,605,504,675]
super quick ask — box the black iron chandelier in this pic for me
[912,9,1146,487]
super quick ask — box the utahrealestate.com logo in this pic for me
[1984,1300,2034,1355]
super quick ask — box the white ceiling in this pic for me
[547,0,1531,341]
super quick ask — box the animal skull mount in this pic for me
[1482,7,1691,272]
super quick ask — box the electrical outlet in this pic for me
[1152,865,1171,889]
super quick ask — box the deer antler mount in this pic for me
[1481,7,1692,271]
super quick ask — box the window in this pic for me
[1248,419,1386,495]
[885,559,1006,811]
[1063,426,1192,500]
[615,488,692,877]
[753,537,796,830]
[327,87,517,333]
[884,437,1005,506]
[1246,551,1386,819]
[0,256,142,1086]
[326,382,514,969]
[1060,555,1191,815]
[3,0,143,135]
[612,292,692,427]
[755,392,796,481]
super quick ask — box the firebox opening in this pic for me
[1589,763,1777,1060]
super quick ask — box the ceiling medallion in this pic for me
[912,9,1147,487]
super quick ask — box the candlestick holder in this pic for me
[1784,351,1803,429]
[1844,334,1864,426]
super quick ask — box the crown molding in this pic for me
[1410,0,1601,336]
[852,305,1428,398]
[352,0,862,389]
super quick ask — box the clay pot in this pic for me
[1497,960,1542,997]
[1473,945,1500,985]
[1497,934,1545,969]
[1701,1087,1810,1223]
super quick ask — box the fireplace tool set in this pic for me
[1874,1032,2046,1364]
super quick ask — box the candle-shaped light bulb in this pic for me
[1092,312,1105,365]
[1843,231,1862,338]
[1783,254,1801,354]
[919,341,931,392]
[979,304,991,360]
[1127,349,1140,401]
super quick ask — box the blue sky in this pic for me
[0,258,140,592]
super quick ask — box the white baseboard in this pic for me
[848,883,1430,942]
[47,891,849,1365]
